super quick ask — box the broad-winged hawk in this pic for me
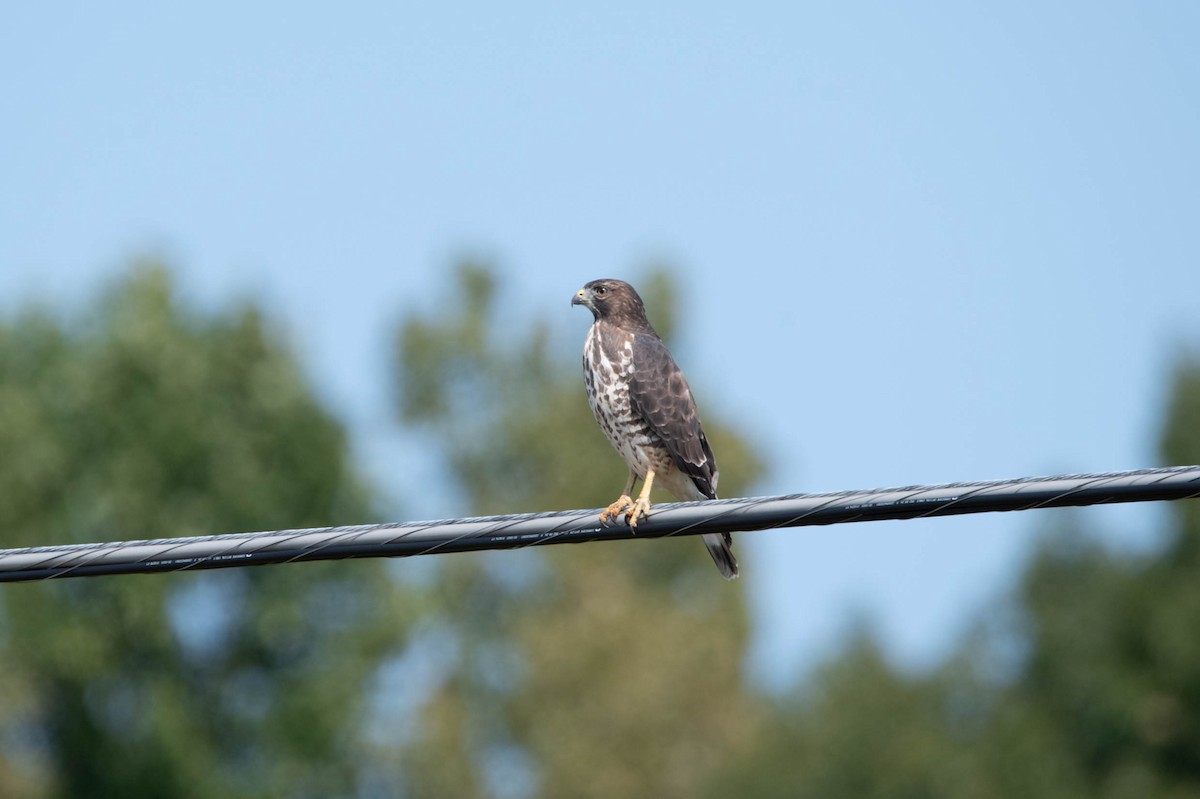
[572,279,738,580]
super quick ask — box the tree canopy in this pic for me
[3,259,1200,798]
[710,355,1200,799]
[393,262,767,798]
[0,265,411,798]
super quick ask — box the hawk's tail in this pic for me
[702,533,738,580]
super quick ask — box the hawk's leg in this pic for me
[600,469,637,525]
[627,468,655,528]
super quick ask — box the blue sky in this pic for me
[3,2,1198,687]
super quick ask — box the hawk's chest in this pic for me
[582,324,633,418]
[582,324,663,473]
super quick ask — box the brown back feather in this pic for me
[627,332,718,499]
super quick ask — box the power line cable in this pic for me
[1,465,1198,583]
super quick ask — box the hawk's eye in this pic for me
[594,285,608,296]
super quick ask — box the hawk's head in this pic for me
[572,279,651,328]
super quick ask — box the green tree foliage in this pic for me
[12,257,1199,799]
[394,262,766,798]
[1007,354,1200,798]
[714,355,1200,799]
[0,265,410,798]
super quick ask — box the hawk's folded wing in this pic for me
[627,332,719,500]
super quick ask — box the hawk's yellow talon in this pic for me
[626,497,652,528]
[600,495,633,525]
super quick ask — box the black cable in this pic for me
[1,465,1198,582]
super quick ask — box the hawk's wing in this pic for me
[628,332,719,499]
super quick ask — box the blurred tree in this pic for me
[712,354,1200,799]
[1006,352,1200,797]
[0,264,412,798]
[394,262,766,798]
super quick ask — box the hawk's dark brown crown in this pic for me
[576,279,655,332]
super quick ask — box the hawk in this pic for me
[572,278,738,579]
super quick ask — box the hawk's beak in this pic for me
[572,288,589,307]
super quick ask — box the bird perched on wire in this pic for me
[572,278,738,579]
